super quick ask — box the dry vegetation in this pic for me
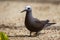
[0,0,60,40]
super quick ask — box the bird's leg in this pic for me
[29,31,32,37]
[35,32,38,36]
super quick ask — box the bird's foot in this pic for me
[29,35,36,37]
[33,32,39,37]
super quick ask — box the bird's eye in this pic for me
[28,8,30,9]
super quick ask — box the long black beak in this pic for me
[21,10,26,13]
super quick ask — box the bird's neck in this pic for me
[25,11,33,20]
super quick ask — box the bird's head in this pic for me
[21,5,32,13]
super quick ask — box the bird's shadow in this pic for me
[8,35,37,37]
[8,35,30,37]
[8,33,45,37]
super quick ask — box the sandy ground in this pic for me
[0,1,60,40]
[0,25,60,40]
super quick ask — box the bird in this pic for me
[21,5,56,37]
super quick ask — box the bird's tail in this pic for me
[43,20,56,28]
[45,23,56,27]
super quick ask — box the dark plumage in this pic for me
[21,6,56,36]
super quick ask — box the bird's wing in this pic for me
[33,18,45,27]
[34,18,49,24]
[33,18,56,29]
[34,18,41,24]
[32,18,54,29]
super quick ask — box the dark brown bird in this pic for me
[21,6,56,37]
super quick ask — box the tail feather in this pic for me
[45,23,56,27]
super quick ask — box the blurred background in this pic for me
[0,0,60,26]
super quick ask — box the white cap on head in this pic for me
[21,5,32,13]
[25,5,32,10]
